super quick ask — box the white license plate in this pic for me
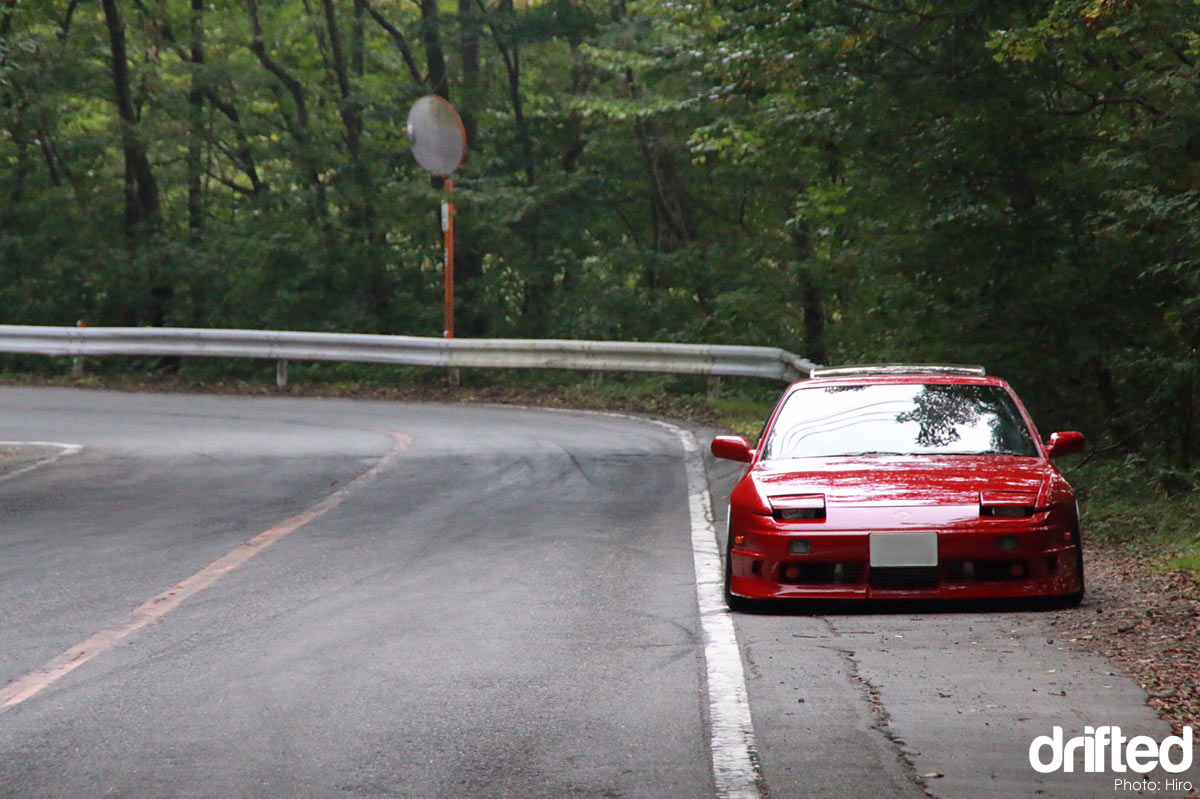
[869,532,938,567]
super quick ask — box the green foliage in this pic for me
[0,0,1197,466]
[1067,456,1200,576]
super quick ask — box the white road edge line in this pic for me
[0,441,84,484]
[661,423,765,799]
[400,403,766,797]
[522,406,765,798]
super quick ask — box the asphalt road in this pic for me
[0,387,1194,799]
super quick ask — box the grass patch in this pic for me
[1063,456,1200,577]
[709,395,778,440]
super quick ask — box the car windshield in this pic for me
[760,383,1038,460]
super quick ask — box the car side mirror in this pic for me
[1047,431,1085,459]
[712,435,754,463]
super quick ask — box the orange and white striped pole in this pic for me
[442,181,455,340]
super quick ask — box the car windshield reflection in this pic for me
[761,383,1038,460]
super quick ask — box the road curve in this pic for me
[0,387,1192,799]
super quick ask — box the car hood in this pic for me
[753,455,1051,507]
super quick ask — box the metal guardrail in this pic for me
[0,325,818,385]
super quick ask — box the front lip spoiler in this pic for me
[723,591,1080,614]
[727,576,1081,602]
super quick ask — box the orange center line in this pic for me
[0,430,412,712]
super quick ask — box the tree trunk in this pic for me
[626,68,693,254]
[1182,346,1197,470]
[421,0,450,195]
[187,0,205,234]
[422,0,449,99]
[351,0,365,76]
[800,274,828,365]
[203,88,267,196]
[484,0,534,186]
[321,0,375,231]
[247,0,328,222]
[560,41,590,174]
[101,0,161,238]
[792,228,827,365]
[360,0,423,84]
[1,0,23,229]
[458,0,480,147]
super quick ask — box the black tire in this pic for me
[724,534,756,613]
[1050,524,1085,608]
[1054,588,1084,608]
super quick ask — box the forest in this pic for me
[0,0,1198,468]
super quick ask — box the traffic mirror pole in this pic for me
[442,182,455,340]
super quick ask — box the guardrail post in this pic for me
[276,359,288,389]
[70,319,85,378]
[707,375,721,401]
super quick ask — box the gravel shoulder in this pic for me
[1053,550,1200,735]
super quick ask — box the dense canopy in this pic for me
[1,0,1197,464]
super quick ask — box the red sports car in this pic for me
[711,365,1086,609]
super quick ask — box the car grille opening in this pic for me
[944,560,1032,582]
[870,566,939,588]
[777,562,863,585]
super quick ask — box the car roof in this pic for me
[809,364,986,379]
[798,365,1009,390]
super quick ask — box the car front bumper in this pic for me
[727,519,1083,601]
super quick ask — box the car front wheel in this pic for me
[723,522,755,613]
